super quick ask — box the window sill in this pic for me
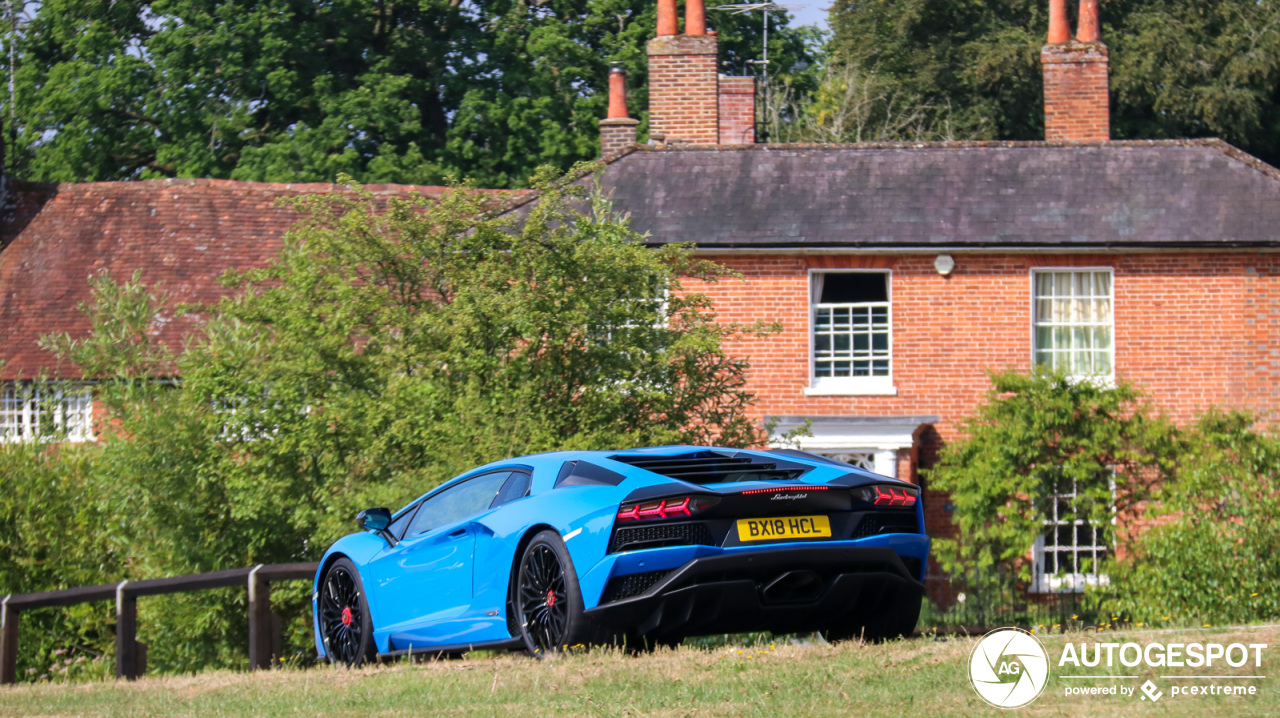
[1061,374,1116,389]
[804,384,898,397]
[1030,574,1111,594]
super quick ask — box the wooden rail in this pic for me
[0,562,319,684]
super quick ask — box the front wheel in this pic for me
[319,558,376,666]
[513,530,608,655]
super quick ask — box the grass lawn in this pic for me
[2,624,1278,716]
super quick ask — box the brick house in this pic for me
[4,0,1280,593]
[563,0,1280,592]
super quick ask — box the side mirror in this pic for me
[356,507,392,533]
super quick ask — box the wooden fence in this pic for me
[0,562,319,684]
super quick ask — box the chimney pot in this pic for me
[1076,0,1100,43]
[607,64,629,119]
[657,0,677,36]
[1047,0,1070,44]
[600,61,639,155]
[686,0,706,36]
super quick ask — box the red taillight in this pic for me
[872,485,917,507]
[616,496,708,522]
[739,486,829,495]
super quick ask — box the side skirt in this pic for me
[377,637,524,662]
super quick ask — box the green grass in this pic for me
[3,625,1278,716]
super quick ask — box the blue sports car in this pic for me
[312,446,929,664]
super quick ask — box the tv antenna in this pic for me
[712,2,793,141]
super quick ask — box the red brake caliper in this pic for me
[341,606,353,627]
[545,590,556,608]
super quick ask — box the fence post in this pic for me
[248,565,273,670]
[1,595,16,685]
[115,581,139,681]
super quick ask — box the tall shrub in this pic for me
[928,368,1177,601]
[20,166,774,674]
[1103,411,1280,623]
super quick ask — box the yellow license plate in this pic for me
[736,515,831,542]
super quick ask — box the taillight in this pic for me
[616,496,716,522]
[740,485,829,495]
[854,484,918,507]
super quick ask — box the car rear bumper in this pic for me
[583,544,925,638]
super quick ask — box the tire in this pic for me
[512,530,609,656]
[319,558,377,667]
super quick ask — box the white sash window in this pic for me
[0,382,93,443]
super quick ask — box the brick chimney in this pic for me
[718,76,755,144]
[646,0,755,145]
[1041,0,1109,141]
[600,64,639,156]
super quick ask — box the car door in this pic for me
[366,471,512,641]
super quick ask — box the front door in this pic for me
[366,471,511,647]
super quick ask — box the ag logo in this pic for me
[968,628,1050,709]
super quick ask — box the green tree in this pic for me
[829,0,1280,164]
[763,60,957,143]
[4,0,815,188]
[30,165,774,673]
[927,368,1177,600]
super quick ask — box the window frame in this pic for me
[590,283,670,346]
[0,381,94,443]
[1029,267,1116,383]
[805,268,896,397]
[1029,476,1115,594]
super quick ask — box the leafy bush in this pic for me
[928,369,1280,627]
[0,439,122,680]
[927,368,1177,600]
[2,166,775,678]
[1102,411,1280,624]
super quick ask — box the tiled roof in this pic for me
[0,179,495,379]
[589,139,1280,249]
[7,139,1280,380]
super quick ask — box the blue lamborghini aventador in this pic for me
[312,446,930,664]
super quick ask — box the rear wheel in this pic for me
[513,530,609,656]
[319,558,376,666]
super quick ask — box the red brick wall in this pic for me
[717,76,755,145]
[682,252,1280,534]
[600,119,639,157]
[647,35,720,144]
[1042,42,1110,141]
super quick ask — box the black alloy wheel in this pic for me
[320,558,376,666]
[517,542,570,653]
[512,530,617,656]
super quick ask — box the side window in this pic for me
[405,471,511,538]
[491,471,531,509]
[388,504,418,540]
